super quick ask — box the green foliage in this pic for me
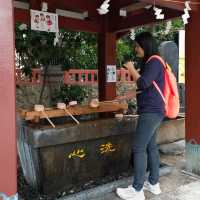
[153,19,184,42]
[15,18,184,104]
[16,22,63,75]
[16,18,183,73]
[53,84,89,104]
[117,39,133,67]
[15,23,97,103]
[116,18,184,68]
[57,30,97,70]
[15,23,97,75]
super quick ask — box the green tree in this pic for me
[15,23,97,74]
[116,18,184,68]
[15,23,97,103]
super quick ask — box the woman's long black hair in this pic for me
[135,32,158,63]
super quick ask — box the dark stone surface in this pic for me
[18,117,138,195]
[40,134,133,194]
[25,117,136,148]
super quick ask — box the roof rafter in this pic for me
[123,2,149,12]
[42,0,99,17]
[138,0,198,11]
[114,0,138,9]
[110,8,183,32]
[138,0,184,11]
[114,0,198,12]
[28,0,99,12]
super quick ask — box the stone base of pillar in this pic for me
[0,192,18,200]
[186,141,200,175]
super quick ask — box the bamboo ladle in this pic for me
[34,104,56,128]
[57,102,80,124]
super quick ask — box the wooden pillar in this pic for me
[185,9,200,175]
[98,32,117,101]
[0,0,17,199]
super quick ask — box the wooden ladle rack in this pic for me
[19,101,128,122]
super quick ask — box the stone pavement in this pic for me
[92,154,200,200]
[60,154,200,200]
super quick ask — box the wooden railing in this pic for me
[16,68,134,85]
[64,69,134,85]
[16,68,41,85]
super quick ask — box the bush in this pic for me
[52,84,88,104]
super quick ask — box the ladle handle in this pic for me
[42,111,56,128]
[64,109,80,124]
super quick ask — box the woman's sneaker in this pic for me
[116,186,145,200]
[143,181,161,195]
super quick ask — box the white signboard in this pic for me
[106,65,116,82]
[31,10,58,32]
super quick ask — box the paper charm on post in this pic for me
[97,0,110,15]
[31,10,58,32]
[107,65,116,83]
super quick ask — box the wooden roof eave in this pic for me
[138,0,199,11]
[109,8,183,33]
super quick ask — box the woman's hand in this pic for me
[123,61,135,71]
[123,61,141,81]
[115,91,136,101]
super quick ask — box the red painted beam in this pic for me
[109,0,135,17]
[41,0,99,17]
[30,0,41,10]
[117,31,129,40]
[110,8,183,32]
[139,0,199,11]
[185,11,200,144]
[0,0,17,197]
[26,0,99,12]
[14,8,29,24]
[58,16,102,33]
[139,0,184,11]
[56,0,98,12]
[115,0,137,9]
[14,8,102,33]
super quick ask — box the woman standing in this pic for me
[116,32,165,200]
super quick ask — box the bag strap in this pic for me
[147,55,167,105]
[147,55,167,69]
[152,81,166,104]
